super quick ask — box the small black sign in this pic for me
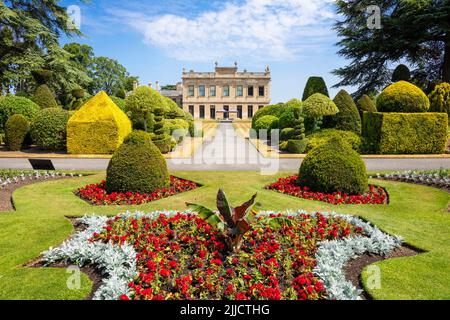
[28,159,55,171]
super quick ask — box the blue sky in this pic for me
[61,0,355,103]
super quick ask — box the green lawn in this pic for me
[0,171,449,300]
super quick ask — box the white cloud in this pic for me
[109,0,336,62]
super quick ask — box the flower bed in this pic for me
[42,211,402,300]
[76,176,199,206]
[374,170,450,189]
[1,170,82,189]
[265,175,388,205]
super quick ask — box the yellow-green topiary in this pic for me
[67,91,132,154]
[377,81,430,113]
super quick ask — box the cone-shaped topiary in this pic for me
[5,114,29,151]
[377,81,430,113]
[357,94,377,117]
[429,82,450,117]
[105,130,170,193]
[392,64,411,82]
[302,77,329,101]
[32,84,58,109]
[30,108,69,150]
[298,137,368,195]
[324,90,361,134]
[152,107,172,153]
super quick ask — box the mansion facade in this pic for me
[181,63,271,120]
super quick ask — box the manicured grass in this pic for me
[0,171,449,300]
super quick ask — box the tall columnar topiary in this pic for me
[105,130,170,194]
[392,64,411,82]
[324,90,362,135]
[303,93,339,133]
[5,114,29,151]
[357,94,377,117]
[30,108,69,151]
[298,137,368,195]
[302,77,329,101]
[428,82,450,117]
[287,108,308,154]
[152,107,172,154]
[0,96,40,132]
[377,81,430,113]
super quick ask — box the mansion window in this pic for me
[199,85,205,97]
[236,85,243,97]
[237,105,243,119]
[210,85,216,97]
[248,105,254,118]
[259,86,265,97]
[210,106,216,119]
[223,85,230,97]
[189,105,194,116]
[199,105,205,119]
[248,86,254,97]
[188,85,194,97]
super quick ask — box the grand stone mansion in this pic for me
[180,63,271,120]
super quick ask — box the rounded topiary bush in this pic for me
[429,82,450,116]
[357,94,377,116]
[254,115,279,137]
[30,108,69,150]
[105,130,170,193]
[324,90,361,134]
[0,96,40,132]
[280,128,296,141]
[298,137,368,195]
[303,93,339,119]
[377,81,430,113]
[302,76,329,101]
[392,64,411,82]
[5,114,30,151]
[32,84,58,109]
[252,104,285,129]
[279,103,302,129]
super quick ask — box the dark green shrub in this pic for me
[5,114,29,151]
[30,108,69,150]
[362,112,448,154]
[279,103,302,129]
[254,115,279,137]
[305,129,361,153]
[71,89,85,99]
[0,96,40,132]
[392,64,411,82]
[280,128,295,141]
[302,77,329,101]
[105,130,170,193]
[357,94,377,117]
[429,82,450,117]
[152,107,172,153]
[298,137,368,195]
[324,90,361,134]
[31,69,53,85]
[288,139,308,154]
[303,93,339,132]
[115,88,126,99]
[377,81,430,113]
[32,84,58,109]
[252,104,285,129]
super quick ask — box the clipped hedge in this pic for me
[32,84,58,109]
[305,129,361,153]
[30,108,69,150]
[362,112,448,154]
[5,114,29,151]
[0,96,40,132]
[67,91,132,154]
[288,139,308,154]
[302,77,329,101]
[377,81,430,113]
[324,90,361,134]
[298,137,368,195]
[105,130,169,194]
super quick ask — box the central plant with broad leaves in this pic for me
[187,189,289,252]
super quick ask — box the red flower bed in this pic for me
[76,176,199,206]
[92,212,364,300]
[266,175,387,205]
